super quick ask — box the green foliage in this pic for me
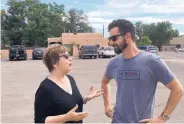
[137,36,152,46]
[135,21,180,49]
[1,0,94,47]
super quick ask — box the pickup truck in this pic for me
[79,45,98,59]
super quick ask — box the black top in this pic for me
[34,75,84,123]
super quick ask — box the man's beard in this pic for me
[114,39,128,54]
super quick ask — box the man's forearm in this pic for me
[161,88,183,116]
[101,81,111,108]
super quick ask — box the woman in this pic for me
[34,44,103,123]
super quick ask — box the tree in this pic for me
[48,2,65,37]
[1,0,29,45]
[23,1,53,46]
[65,8,94,33]
[172,29,179,37]
[135,21,178,50]
[135,21,144,41]
[1,0,94,47]
[1,9,11,46]
[137,36,152,46]
[152,21,174,49]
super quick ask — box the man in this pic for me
[101,19,183,123]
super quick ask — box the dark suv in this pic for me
[32,47,45,60]
[9,45,27,61]
[79,45,98,59]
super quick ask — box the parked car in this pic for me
[98,46,116,58]
[139,45,158,55]
[32,47,45,60]
[178,48,184,52]
[174,47,184,52]
[48,42,62,46]
[9,45,27,61]
[78,45,98,59]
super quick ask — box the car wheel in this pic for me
[9,57,13,61]
[98,53,100,58]
[32,55,36,60]
[24,56,27,60]
[102,53,104,58]
[94,56,97,59]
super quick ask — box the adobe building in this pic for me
[0,33,109,59]
[170,35,184,48]
[48,33,109,56]
[161,35,184,51]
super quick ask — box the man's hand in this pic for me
[139,116,167,123]
[66,105,89,121]
[105,105,114,119]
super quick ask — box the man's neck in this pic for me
[122,43,140,59]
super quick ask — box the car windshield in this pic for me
[139,46,147,50]
[11,45,23,48]
[83,46,97,49]
[149,46,157,50]
[104,47,113,50]
[35,47,45,50]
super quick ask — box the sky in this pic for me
[1,0,184,37]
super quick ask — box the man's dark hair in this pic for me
[108,19,136,41]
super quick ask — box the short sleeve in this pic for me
[34,86,52,123]
[152,56,175,85]
[105,60,113,80]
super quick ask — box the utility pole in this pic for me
[103,24,104,38]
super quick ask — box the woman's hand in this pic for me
[65,105,89,122]
[84,86,104,104]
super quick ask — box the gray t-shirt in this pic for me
[105,51,175,123]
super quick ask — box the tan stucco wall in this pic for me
[73,46,79,57]
[62,33,108,48]
[161,45,175,51]
[170,36,184,46]
[48,33,109,57]
[48,37,62,43]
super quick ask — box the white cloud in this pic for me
[180,32,184,35]
[140,0,184,14]
[87,0,184,18]
[125,17,184,25]
[91,24,104,29]
[87,10,115,18]
[140,4,184,13]
[86,0,184,34]
[126,17,164,23]
[106,0,141,8]
[88,17,112,23]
